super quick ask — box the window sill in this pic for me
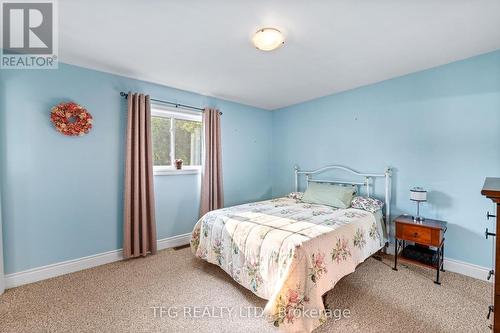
[154,168,201,176]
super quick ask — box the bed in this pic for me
[190,165,392,332]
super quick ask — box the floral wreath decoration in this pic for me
[50,102,93,136]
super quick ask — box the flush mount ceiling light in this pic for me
[252,28,285,51]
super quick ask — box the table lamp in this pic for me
[410,187,427,222]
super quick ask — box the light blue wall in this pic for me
[1,51,499,275]
[0,74,5,291]
[272,50,500,267]
[0,192,4,294]
[0,64,273,274]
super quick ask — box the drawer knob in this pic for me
[487,211,497,220]
[485,228,496,239]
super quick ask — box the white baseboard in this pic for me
[443,258,491,282]
[4,233,191,289]
[4,235,490,290]
[385,243,491,282]
[156,233,191,251]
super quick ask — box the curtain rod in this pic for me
[120,92,222,114]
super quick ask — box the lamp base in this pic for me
[413,216,425,223]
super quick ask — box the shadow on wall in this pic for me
[427,191,453,217]
[224,184,272,208]
[446,222,492,265]
[256,186,273,203]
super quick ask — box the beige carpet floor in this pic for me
[0,247,491,333]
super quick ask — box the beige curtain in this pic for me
[123,92,157,258]
[200,108,223,216]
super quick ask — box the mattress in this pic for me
[191,196,385,332]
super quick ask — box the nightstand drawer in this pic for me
[397,224,432,244]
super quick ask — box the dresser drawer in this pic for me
[397,224,432,244]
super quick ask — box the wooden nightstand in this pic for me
[392,214,447,284]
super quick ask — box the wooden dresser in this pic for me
[482,177,500,332]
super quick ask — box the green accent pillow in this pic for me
[301,182,356,208]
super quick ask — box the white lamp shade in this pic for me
[410,187,427,202]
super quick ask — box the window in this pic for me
[151,104,202,175]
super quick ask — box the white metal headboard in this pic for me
[294,165,392,224]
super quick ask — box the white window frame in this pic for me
[151,104,202,176]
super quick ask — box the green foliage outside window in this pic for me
[151,115,202,167]
[152,116,171,166]
[175,119,202,165]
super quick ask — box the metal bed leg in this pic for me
[393,238,398,271]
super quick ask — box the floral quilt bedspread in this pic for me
[190,197,385,332]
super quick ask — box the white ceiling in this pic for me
[60,0,500,110]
